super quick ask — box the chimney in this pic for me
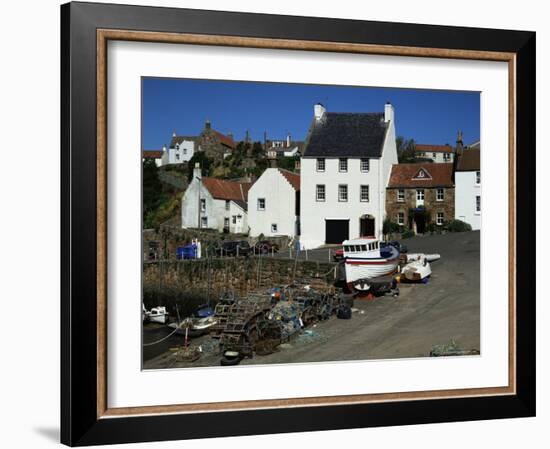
[267,150,277,168]
[384,102,394,123]
[193,162,202,180]
[162,144,167,153]
[314,103,326,121]
[286,133,291,148]
[456,130,464,153]
[172,130,176,138]
[205,120,211,130]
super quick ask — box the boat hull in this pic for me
[344,248,399,292]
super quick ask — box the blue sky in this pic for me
[142,77,480,149]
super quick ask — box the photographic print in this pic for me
[141,79,481,369]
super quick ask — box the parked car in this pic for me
[176,243,198,260]
[216,240,251,257]
[254,240,280,254]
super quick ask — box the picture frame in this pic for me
[61,1,536,446]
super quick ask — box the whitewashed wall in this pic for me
[248,168,297,237]
[455,171,481,230]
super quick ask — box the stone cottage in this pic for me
[386,163,455,233]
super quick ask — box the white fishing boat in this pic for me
[168,316,218,336]
[343,238,400,292]
[148,306,169,324]
[402,257,432,281]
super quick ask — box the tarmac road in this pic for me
[143,231,480,368]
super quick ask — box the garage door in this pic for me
[325,219,349,244]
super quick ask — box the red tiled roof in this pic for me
[278,168,300,191]
[214,131,236,149]
[415,144,454,154]
[201,177,252,201]
[388,163,454,188]
[456,149,480,171]
[143,150,163,158]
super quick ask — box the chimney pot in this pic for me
[384,103,394,123]
[314,103,326,121]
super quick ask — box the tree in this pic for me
[252,141,264,157]
[187,152,213,181]
[142,159,163,221]
[396,136,417,163]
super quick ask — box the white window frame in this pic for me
[397,189,405,202]
[316,184,326,202]
[232,215,237,224]
[339,158,348,172]
[225,200,230,211]
[316,158,325,172]
[201,216,208,228]
[397,212,405,225]
[257,198,266,211]
[338,184,348,202]
[360,185,369,202]
[436,212,444,225]
[476,171,481,184]
[436,188,445,201]
[271,223,278,233]
[476,195,481,213]
[360,158,370,172]
[200,198,206,212]
[416,189,425,200]
[443,153,451,162]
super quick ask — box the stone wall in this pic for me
[386,187,455,229]
[143,256,336,316]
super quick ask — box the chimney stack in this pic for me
[456,130,464,153]
[205,119,211,130]
[384,102,394,123]
[286,133,291,148]
[162,144,167,153]
[193,162,202,180]
[172,130,177,138]
[314,103,326,121]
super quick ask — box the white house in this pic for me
[164,133,195,165]
[299,103,398,249]
[415,144,455,163]
[181,164,252,234]
[248,168,300,238]
[142,150,164,167]
[454,147,481,230]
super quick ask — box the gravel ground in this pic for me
[143,231,480,369]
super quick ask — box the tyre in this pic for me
[220,355,242,366]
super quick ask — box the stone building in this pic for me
[197,120,236,161]
[414,144,455,163]
[386,163,455,233]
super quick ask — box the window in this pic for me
[232,215,237,224]
[360,185,370,202]
[225,200,230,211]
[339,158,348,172]
[200,199,206,212]
[476,195,481,212]
[271,224,278,233]
[175,153,180,161]
[338,184,348,202]
[476,171,481,184]
[201,216,208,228]
[316,184,325,202]
[360,158,370,172]
[397,189,405,202]
[397,212,405,225]
[224,217,230,229]
[436,188,444,201]
[443,153,451,162]
[416,189,425,200]
[432,152,437,158]
[257,198,265,211]
[436,212,444,225]
[316,158,325,172]
[183,148,187,154]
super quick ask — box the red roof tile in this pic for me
[143,150,163,158]
[278,168,300,191]
[201,177,252,201]
[214,131,236,149]
[456,149,480,171]
[388,163,454,188]
[415,144,454,154]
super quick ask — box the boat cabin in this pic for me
[342,239,380,254]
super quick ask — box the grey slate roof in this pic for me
[302,112,388,158]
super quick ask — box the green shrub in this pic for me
[383,218,402,235]
[402,229,415,239]
[446,219,472,233]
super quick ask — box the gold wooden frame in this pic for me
[96,29,516,419]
